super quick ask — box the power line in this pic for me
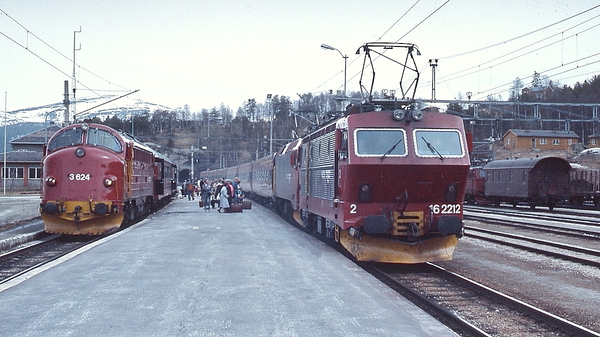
[0,8,132,96]
[423,10,600,99]
[440,4,600,60]
[377,0,421,41]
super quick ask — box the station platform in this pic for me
[0,197,457,336]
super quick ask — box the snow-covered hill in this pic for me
[4,95,172,126]
[0,96,172,152]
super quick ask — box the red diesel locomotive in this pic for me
[40,122,177,235]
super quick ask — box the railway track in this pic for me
[364,262,600,337]
[465,226,600,268]
[465,205,600,228]
[0,234,97,285]
[463,206,600,268]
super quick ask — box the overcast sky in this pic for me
[1,0,599,114]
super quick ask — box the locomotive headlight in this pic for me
[392,109,405,121]
[45,176,57,187]
[410,109,424,121]
[445,184,458,203]
[359,184,372,202]
[104,177,116,187]
[75,147,86,158]
[81,123,89,131]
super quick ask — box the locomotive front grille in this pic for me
[391,211,425,236]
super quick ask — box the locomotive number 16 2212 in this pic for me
[430,203,461,215]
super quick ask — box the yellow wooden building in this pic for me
[502,129,579,151]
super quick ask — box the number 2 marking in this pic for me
[350,204,357,214]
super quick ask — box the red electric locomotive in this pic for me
[276,105,469,263]
[40,122,177,235]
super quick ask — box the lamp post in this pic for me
[320,43,348,96]
[267,94,273,154]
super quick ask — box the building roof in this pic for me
[504,129,579,139]
[9,125,61,145]
[483,156,571,171]
[0,151,43,163]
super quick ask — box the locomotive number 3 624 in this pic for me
[430,203,461,214]
[69,173,91,181]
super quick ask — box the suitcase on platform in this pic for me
[229,203,243,213]
[242,200,252,209]
[198,200,203,208]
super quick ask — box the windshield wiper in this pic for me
[421,136,444,162]
[380,137,403,161]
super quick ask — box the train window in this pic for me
[354,129,407,157]
[47,127,83,152]
[86,128,123,153]
[414,129,464,158]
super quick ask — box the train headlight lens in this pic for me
[410,109,424,121]
[392,109,405,121]
[359,184,372,202]
[45,176,57,187]
[75,147,85,158]
[81,123,89,131]
[445,184,458,202]
[104,177,116,187]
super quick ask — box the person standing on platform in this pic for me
[201,179,212,211]
[226,179,235,207]
[187,181,195,201]
[218,181,230,213]
[233,177,242,203]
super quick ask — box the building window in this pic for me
[568,139,573,145]
[2,167,24,179]
[552,139,560,145]
[592,139,597,146]
[29,167,43,179]
[539,138,547,145]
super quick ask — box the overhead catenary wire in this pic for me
[0,8,133,101]
[440,4,600,60]
[421,5,600,100]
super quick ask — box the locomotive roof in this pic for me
[483,156,571,171]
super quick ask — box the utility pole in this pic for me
[71,26,81,123]
[190,145,194,182]
[63,80,70,124]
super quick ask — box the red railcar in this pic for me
[569,166,600,206]
[465,166,486,204]
[40,123,176,235]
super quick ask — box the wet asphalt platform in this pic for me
[0,197,457,336]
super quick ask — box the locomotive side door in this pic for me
[335,128,348,200]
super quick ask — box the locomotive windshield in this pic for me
[87,128,123,153]
[414,129,464,158]
[47,127,83,152]
[355,129,407,156]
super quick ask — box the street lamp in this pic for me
[320,43,348,96]
[267,94,273,154]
